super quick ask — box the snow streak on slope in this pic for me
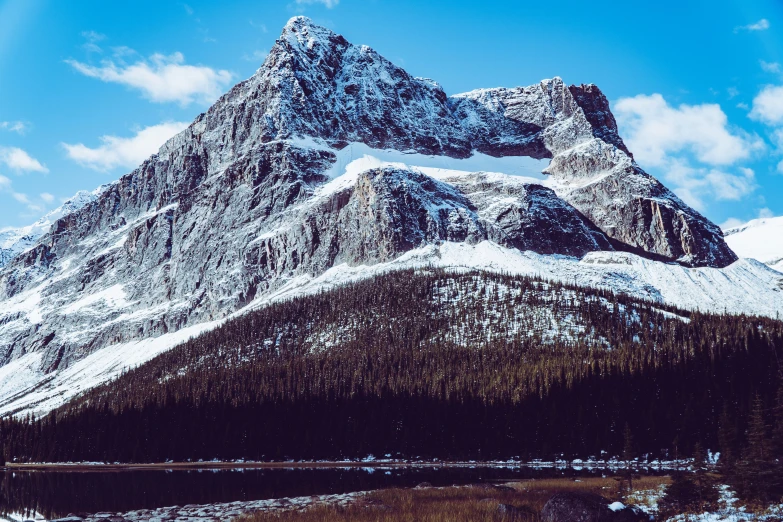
[0,318,224,417]
[724,216,783,273]
[292,138,551,182]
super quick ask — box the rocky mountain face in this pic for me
[450,81,735,267]
[0,17,745,406]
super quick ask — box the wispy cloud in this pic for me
[615,93,763,210]
[761,60,782,74]
[750,85,783,125]
[721,208,775,231]
[62,121,189,171]
[295,0,339,8]
[0,175,50,214]
[665,161,757,211]
[80,30,106,53]
[735,19,770,32]
[0,146,48,173]
[0,121,28,134]
[66,52,232,106]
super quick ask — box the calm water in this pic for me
[0,466,633,519]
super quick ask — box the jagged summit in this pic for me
[204,15,471,158]
[0,16,766,418]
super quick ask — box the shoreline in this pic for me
[2,461,528,472]
[2,459,689,472]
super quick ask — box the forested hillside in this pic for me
[2,269,782,463]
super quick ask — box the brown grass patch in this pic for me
[239,475,672,522]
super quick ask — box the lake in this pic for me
[0,465,649,520]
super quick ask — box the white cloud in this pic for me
[761,61,782,74]
[81,30,106,43]
[750,85,783,125]
[0,176,48,214]
[773,128,783,148]
[11,192,29,204]
[720,217,744,230]
[735,19,770,32]
[614,93,763,167]
[62,121,189,171]
[40,192,54,203]
[614,93,763,211]
[0,121,28,134]
[295,0,339,8]
[721,208,776,232]
[663,160,757,211]
[0,147,48,173]
[758,207,775,219]
[66,52,232,106]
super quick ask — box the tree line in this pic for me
[1,269,782,473]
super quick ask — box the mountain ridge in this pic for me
[0,16,776,418]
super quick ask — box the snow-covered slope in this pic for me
[724,216,783,273]
[1,238,781,418]
[0,186,108,268]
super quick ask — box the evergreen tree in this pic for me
[735,394,776,502]
[717,402,736,475]
[620,423,636,496]
[771,383,783,458]
[623,423,635,465]
[691,442,716,505]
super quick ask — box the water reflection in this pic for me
[0,466,636,519]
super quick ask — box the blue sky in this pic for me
[0,0,782,230]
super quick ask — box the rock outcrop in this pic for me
[450,79,736,267]
[540,493,646,522]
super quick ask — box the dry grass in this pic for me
[239,475,672,522]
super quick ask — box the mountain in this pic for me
[0,17,780,418]
[724,216,783,273]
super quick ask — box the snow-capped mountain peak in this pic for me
[724,216,783,273]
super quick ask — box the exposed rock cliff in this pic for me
[450,79,736,267]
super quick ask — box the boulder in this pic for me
[540,492,647,522]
